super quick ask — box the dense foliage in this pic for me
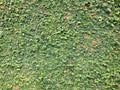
[0,0,120,90]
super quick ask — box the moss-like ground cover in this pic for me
[0,0,120,90]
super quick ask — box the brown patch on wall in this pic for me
[89,11,96,17]
[89,39,101,51]
[91,39,101,46]
[64,13,71,20]
[12,86,22,90]
[80,44,85,48]
[14,29,20,34]
[84,34,90,39]
[0,3,4,7]
[76,22,80,27]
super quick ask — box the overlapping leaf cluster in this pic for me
[0,0,120,90]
